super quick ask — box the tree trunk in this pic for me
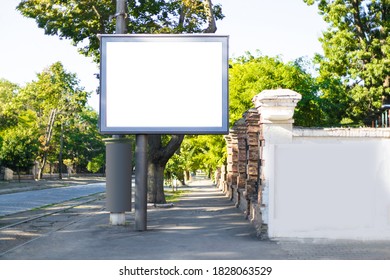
[203,0,217,33]
[147,134,184,204]
[39,109,57,179]
[185,170,190,182]
[58,122,64,179]
[147,162,166,204]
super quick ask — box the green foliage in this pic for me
[229,52,332,127]
[165,153,186,182]
[0,63,104,174]
[14,62,92,173]
[0,79,20,130]
[17,0,224,62]
[304,0,390,125]
[166,134,226,181]
[0,126,39,172]
[87,154,105,173]
[55,107,105,172]
[18,62,88,119]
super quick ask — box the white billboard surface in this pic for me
[99,34,229,134]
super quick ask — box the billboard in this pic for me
[99,34,229,134]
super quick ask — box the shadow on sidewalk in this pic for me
[1,179,287,260]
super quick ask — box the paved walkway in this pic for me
[2,180,390,260]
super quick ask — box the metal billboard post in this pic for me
[117,0,148,231]
[106,0,130,226]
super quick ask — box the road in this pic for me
[0,183,106,216]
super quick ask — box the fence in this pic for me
[220,89,390,240]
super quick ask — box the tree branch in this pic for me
[203,0,217,33]
[351,0,368,44]
[148,134,184,165]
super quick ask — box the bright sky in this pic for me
[0,0,326,111]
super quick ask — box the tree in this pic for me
[61,107,105,173]
[1,70,105,178]
[18,0,225,203]
[1,79,40,177]
[148,134,184,203]
[229,52,330,127]
[165,134,226,186]
[17,0,224,62]
[0,79,19,130]
[304,0,390,125]
[17,62,90,178]
[0,118,39,180]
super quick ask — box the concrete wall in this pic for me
[270,139,390,240]
[224,89,390,240]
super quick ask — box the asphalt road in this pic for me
[0,183,105,216]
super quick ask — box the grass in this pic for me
[164,189,190,203]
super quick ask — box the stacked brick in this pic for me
[235,118,247,208]
[222,89,303,238]
[243,109,261,220]
[224,130,238,199]
[223,109,262,221]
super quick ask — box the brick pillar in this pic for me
[235,118,247,189]
[235,118,247,207]
[244,109,260,219]
[214,167,221,187]
[252,89,301,238]
[220,164,227,193]
[225,130,239,199]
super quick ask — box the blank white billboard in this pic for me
[99,34,229,134]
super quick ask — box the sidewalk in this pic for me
[2,179,390,260]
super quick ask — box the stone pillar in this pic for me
[253,89,301,144]
[244,109,261,219]
[252,89,301,237]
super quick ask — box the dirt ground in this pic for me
[0,176,106,195]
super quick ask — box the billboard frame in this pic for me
[99,34,229,135]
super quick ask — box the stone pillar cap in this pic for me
[252,89,302,107]
[252,89,302,123]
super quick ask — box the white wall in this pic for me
[268,139,390,240]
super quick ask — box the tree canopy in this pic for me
[17,0,224,62]
[229,52,333,127]
[0,63,104,176]
[304,0,390,125]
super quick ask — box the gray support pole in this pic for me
[106,0,130,225]
[115,0,127,34]
[105,138,132,225]
[135,134,148,231]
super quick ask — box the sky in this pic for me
[0,0,327,111]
